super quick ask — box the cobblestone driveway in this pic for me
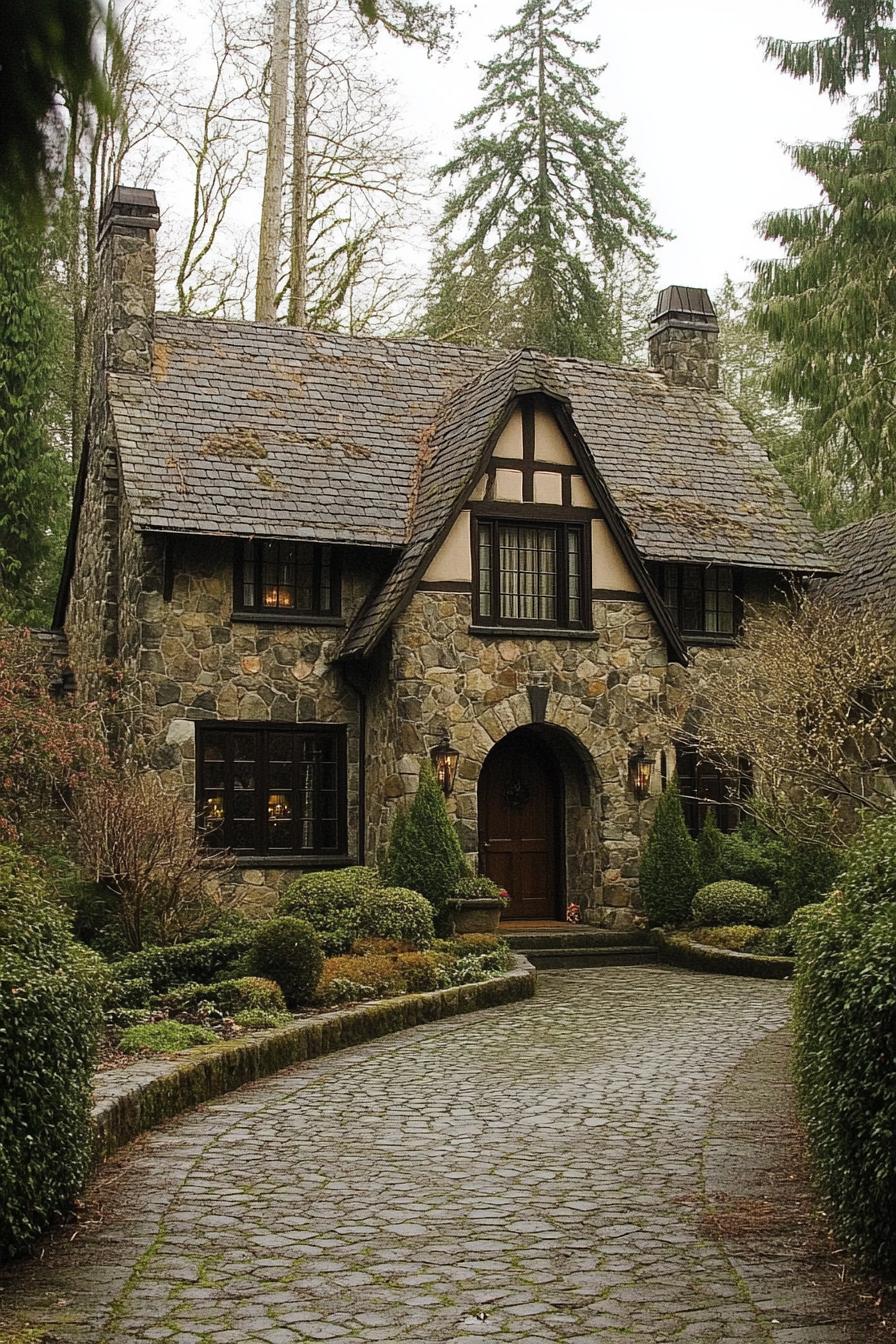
[5,968,808,1342]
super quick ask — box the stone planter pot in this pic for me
[448,898,506,935]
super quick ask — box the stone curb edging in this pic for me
[92,955,536,1162]
[653,930,795,980]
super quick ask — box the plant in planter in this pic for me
[447,875,510,934]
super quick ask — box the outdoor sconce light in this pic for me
[431,730,460,797]
[628,742,653,801]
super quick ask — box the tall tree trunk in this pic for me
[534,2,553,348]
[256,0,291,321]
[288,0,309,327]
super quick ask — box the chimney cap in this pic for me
[652,285,718,331]
[98,184,160,243]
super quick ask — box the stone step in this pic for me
[520,945,659,970]
[501,927,652,951]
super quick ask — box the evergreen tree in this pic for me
[382,761,468,930]
[638,779,699,928]
[425,0,666,358]
[695,808,726,887]
[753,2,896,521]
[0,202,68,623]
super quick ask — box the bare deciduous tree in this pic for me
[71,770,236,951]
[256,0,291,320]
[669,591,896,847]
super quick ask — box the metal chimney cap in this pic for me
[652,285,718,331]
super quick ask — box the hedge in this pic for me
[112,933,253,995]
[0,846,107,1259]
[792,812,896,1272]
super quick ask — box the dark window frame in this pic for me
[471,504,592,631]
[658,563,738,640]
[675,743,752,837]
[196,721,348,859]
[234,540,341,620]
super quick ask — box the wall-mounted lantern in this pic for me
[628,741,653,801]
[431,730,460,797]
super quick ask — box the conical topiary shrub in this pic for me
[696,806,726,886]
[638,777,699,927]
[382,760,468,931]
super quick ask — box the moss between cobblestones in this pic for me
[94,956,535,1161]
[653,930,794,980]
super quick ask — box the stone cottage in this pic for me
[54,186,833,927]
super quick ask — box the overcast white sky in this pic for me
[370,0,847,290]
[158,0,851,299]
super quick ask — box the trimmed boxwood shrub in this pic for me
[692,880,774,928]
[0,846,107,1259]
[354,887,435,947]
[278,867,379,954]
[119,1020,217,1054]
[112,933,252,995]
[250,917,324,1008]
[639,779,699,927]
[792,813,896,1272]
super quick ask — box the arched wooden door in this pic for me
[478,732,562,921]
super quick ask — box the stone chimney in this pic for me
[96,185,160,375]
[648,285,719,390]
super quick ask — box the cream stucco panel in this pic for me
[422,510,472,583]
[469,475,488,502]
[534,408,576,464]
[533,471,563,505]
[494,468,523,502]
[570,475,595,508]
[591,519,640,593]
[493,410,523,458]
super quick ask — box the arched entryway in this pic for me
[478,726,574,921]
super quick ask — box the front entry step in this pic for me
[500,925,659,970]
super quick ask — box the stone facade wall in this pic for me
[647,322,720,391]
[112,528,388,909]
[364,588,681,928]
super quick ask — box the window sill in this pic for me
[683,634,738,647]
[469,624,595,642]
[231,612,345,627]
[231,854,355,869]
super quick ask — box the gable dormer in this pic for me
[421,396,641,633]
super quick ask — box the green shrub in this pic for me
[317,953,407,1003]
[250,917,324,1008]
[432,934,502,957]
[696,809,726,886]
[354,887,435,947]
[638,779,699,927]
[444,946,512,985]
[692,880,774,927]
[118,1020,217,1054]
[0,846,107,1259]
[747,925,796,958]
[113,933,252,995]
[792,813,896,1272]
[233,1008,292,1030]
[690,923,765,951]
[382,761,468,930]
[278,867,379,954]
[720,825,785,890]
[105,974,153,1012]
[394,951,448,993]
[154,977,287,1019]
[776,842,842,921]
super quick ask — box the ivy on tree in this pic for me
[753,0,896,521]
[425,0,666,358]
[0,203,68,622]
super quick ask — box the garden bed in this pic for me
[653,929,794,979]
[92,954,536,1160]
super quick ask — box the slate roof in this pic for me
[107,316,831,630]
[823,512,896,610]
